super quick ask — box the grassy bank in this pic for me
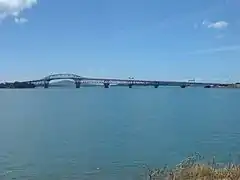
[147,152,240,180]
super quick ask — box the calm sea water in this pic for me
[1,87,240,180]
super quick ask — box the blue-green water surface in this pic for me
[1,87,240,179]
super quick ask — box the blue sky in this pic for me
[1,0,240,82]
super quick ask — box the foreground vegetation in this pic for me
[146,152,240,180]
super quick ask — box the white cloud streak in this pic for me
[0,0,37,23]
[188,45,240,55]
[208,21,228,29]
[202,20,229,29]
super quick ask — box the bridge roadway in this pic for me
[23,73,229,89]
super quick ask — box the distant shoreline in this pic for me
[0,82,35,89]
[1,80,240,89]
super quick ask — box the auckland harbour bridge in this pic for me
[23,73,229,89]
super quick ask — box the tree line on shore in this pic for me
[0,82,35,89]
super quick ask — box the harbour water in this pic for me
[1,87,240,180]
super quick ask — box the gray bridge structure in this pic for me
[23,73,229,89]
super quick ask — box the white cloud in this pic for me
[0,0,37,23]
[208,21,228,29]
[14,17,28,24]
[202,20,209,26]
[202,20,229,29]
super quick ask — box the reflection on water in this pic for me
[1,88,240,179]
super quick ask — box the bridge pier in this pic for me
[104,83,110,88]
[44,81,49,88]
[180,85,187,88]
[75,81,81,88]
[128,84,133,88]
[154,84,159,88]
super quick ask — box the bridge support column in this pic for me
[75,81,81,88]
[128,84,133,88]
[104,83,110,88]
[154,84,159,88]
[44,81,49,88]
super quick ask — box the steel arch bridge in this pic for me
[27,73,86,88]
[24,73,230,89]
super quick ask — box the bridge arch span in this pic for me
[43,73,84,81]
[41,73,85,88]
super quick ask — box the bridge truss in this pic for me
[24,73,229,89]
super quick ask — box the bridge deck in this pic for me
[26,76,229,87]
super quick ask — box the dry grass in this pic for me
[170,164,240,180]
[147,153,240,180]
